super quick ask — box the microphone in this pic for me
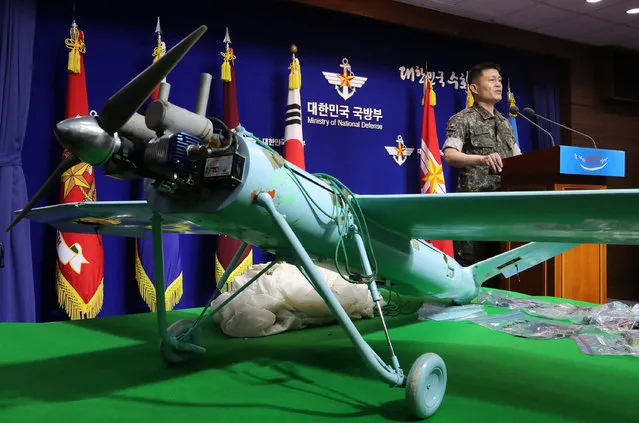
[522,107,597,149]
[509,105,555,147]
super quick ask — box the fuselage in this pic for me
[145,130,479,303]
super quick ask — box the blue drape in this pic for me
[0,0,37,322]
[531,66,562,149]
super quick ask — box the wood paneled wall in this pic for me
[288,0,639,301]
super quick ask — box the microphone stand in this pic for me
[518,113,556,147]
[531,114,597,149]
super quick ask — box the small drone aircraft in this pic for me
[7,25,639,419]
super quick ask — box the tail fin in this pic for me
[470,242,579,287]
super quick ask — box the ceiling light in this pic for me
[627,8,639,14]
[586,0,601,3]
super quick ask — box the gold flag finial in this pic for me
[152,17,166,63]
[220,27,235,82]
[65,20,85,73]
[288,44,301,90]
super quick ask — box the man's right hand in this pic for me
[443,147,503,173]
[481,152,503,173]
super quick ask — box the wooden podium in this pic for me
[498,145,625,304]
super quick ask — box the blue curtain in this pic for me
[0,0,37,322]
[531,66,562,149]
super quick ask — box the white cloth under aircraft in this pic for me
[211,261,377,338]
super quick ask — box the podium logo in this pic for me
[574,152,608,172]
[322,58,368,101]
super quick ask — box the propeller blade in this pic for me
[97,25,208,135]
[5,154,80,232]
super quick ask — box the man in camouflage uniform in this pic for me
[442,62,521,288]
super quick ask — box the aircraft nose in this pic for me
[54,119,75,147]
[54,116,117,165]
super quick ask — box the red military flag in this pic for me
[419,78,454,257]
[134,18,184,312]
[56,21,105,319]
[283,45,305,170]
[215,28,253,292]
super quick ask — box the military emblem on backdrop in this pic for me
[306,57,384,130]
[322,58,368,101]
[385,135,415,166]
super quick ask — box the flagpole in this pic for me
[135,17,184,312]
[215,27,253,293]
[283,43,305,169]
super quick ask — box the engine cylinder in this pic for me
[119,112,157,142]
[145,100,215,142]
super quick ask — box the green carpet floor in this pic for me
[1,292,637,423]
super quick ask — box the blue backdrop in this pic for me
[6,0,565,322]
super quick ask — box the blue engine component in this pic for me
[144,131,203,178]
[166,132,203,174]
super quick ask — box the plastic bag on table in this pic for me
[473,290,593,324]
[417,302,487,321]
[585,301,639,332]
[473,290,555,312]
[522,302,594,324]
[623,331,639,347]
[572,331,639,357]
[473,290,522,308]
[470,311,583,339]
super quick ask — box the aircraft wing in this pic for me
[355,188,639,245]
[20,201,219,238]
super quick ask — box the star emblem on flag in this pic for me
[422,155,445,194]
[61,162,92,199]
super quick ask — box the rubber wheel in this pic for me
[160,319,201,365]
[405,353,447,419]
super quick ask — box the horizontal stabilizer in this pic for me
[470,242,579,286]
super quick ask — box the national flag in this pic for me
[215,28,253,292]
[283,45,305,169]
[56,22,105,320]
[134,18,183,312]
[419,78,455,257]
[507,82,521,149]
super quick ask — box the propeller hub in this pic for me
[54,116,119,166]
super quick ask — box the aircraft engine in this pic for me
[102,127,245,196]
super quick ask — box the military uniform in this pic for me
[442,103,521,287]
